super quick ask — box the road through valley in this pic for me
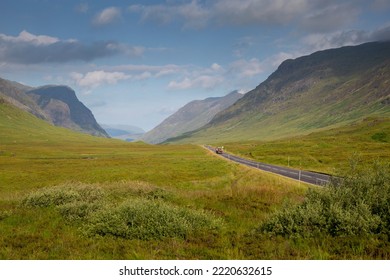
[204,145,331,186]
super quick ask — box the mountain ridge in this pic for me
[167,41,390,144]
[142,90,243,144]
[0,77,108,137]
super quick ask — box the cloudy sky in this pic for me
[1,0,390,131]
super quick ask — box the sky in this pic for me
[1,0,390,131]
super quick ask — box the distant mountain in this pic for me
[168,41,390,143]
[142,91,243,144]
[101,124,145,141]
[0,77,108,137]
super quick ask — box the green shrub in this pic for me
[58,201,102,221]
[21,183,223,241]
[22,187,81,208]
[261,161,390,238]
[22,183,105,208]
[84,198,223,240]
[21,183,105,223]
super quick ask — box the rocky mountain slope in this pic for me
[168,41,390,143]
[0,78,108,137]
[0,77,47,119]
[142,91,243,144]
[26,86,108,137]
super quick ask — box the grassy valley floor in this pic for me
[1,102,389,259]
[218,117,390,175]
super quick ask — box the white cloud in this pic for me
[371,24,390,41]
[0,30,59,45]
[167,77,196,90]
[129,0,211,29]
[93,7,122,26]
[155,67,180,77]
[168,75,224,90]
[70,70,131,89]
[165,62,226,91]
[211,63,223,71]
[229,58,264,78]
[213,0,308,26]
[300,3,360,33]
[301,25,390,53]
[237,89,248,94]
[106,43,145,57]
[129,0,311,28]
[108,64,185,79]
[269,52,296,67]
[134,71,152,80]
[129,0,367,35]
[0,30,144,64]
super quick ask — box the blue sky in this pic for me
[1,0,390,131]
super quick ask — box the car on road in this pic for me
[215,147,223,154]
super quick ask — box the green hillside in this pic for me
[222,116,390,175]
[0,97,101,145]
[168,41,390,144]
[0,77,109,137]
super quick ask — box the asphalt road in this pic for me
[204,145,331,186]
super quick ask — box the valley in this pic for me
[0,99,307,259]
[210,116,390,175]
[1,91,389,259]
[1,41,390,260]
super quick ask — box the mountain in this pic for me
[0,94,109,146]
[142,90,243,144]
[26,86,108,137]
[0,77,47,120]
[0,77,108,137]
[167,41,390,144]
[101,124,145,141]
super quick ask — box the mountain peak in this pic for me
[25,85,109,137]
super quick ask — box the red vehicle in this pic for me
[215,147,223,154]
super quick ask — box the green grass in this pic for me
[221,117,390,174]
[1,101,390,259]
[21,183,224,241]
[0,102,306,259]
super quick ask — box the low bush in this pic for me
[261,160,390,238]
[22,183,105,208]
[84,198,224,240]
[21,182,223,241]
[58,201,102,221]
